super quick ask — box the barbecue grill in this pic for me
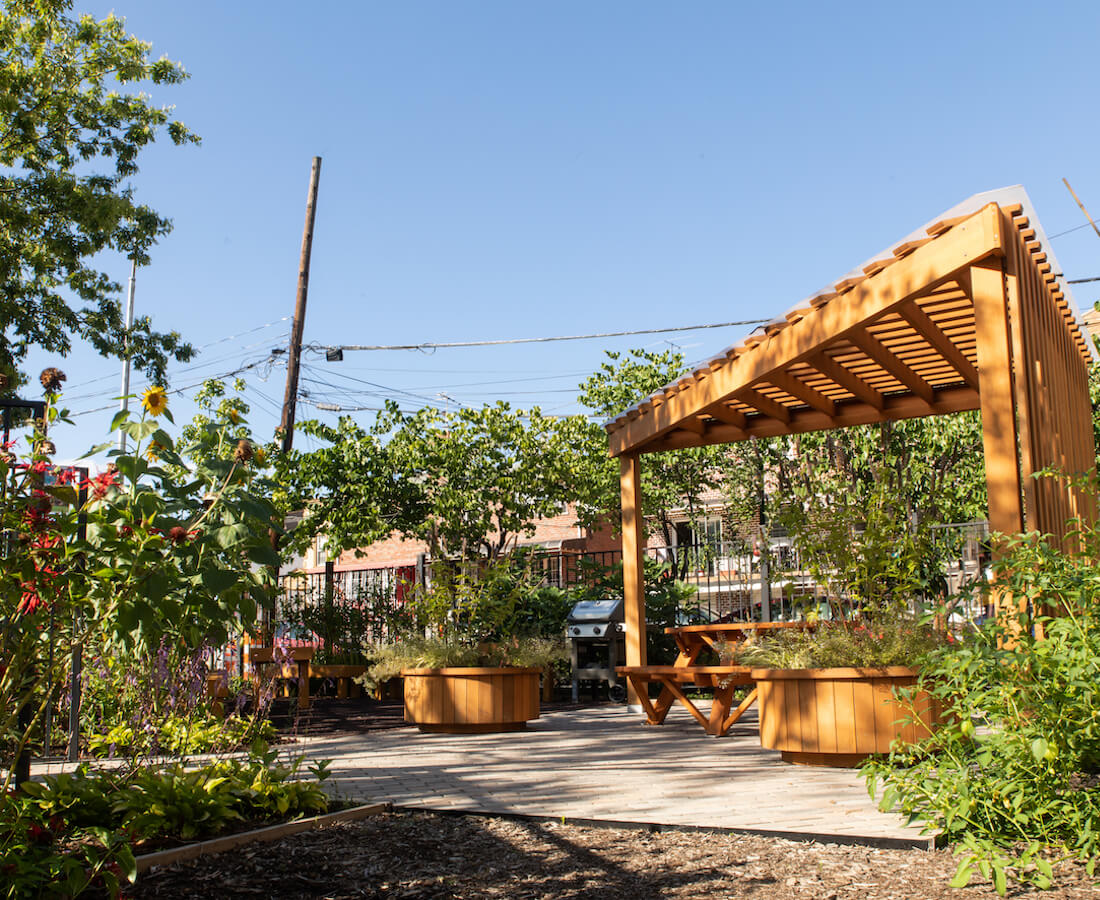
[567,597,627,702]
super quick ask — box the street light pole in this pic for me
[117,259,138,453]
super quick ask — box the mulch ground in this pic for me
[127,809,1100,899]
[121,697,1100,898]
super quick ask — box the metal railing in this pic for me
[273,522,992,653]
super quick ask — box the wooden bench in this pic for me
[616,665,757,737]
[311,664,367,699]
[250,647,315,710]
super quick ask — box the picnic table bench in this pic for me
[617,621,811,737]
[616,664,756,736]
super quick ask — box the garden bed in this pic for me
[134,802,387,872]
[125,809,1098,899]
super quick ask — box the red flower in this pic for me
[168,526,188,544]
[90,469,118,500]
[18,585,43,615]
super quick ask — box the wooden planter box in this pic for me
[751,666,942,767]
[401,667,541,733]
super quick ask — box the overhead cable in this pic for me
[313,319,769,353]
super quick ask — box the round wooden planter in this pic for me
[401,667,541,733]
[750,666,942,767]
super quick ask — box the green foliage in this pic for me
[730,615,946,669]
[576,349,719,543]
[361,634,565,689]
[0,785,136,899]
[4,748,331,896]
[862,520,1100,894]
[278,401,594,563]
[776,471,944,619]
[1,384,280,792]
[86,712,274,759]
[0,0,199,385]
[360,557,570,687]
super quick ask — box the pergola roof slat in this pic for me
[606,203,1005,453]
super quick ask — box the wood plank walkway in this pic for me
[292,703,933,848]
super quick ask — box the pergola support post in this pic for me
[970,261,1026,543]
[620,455,647,704]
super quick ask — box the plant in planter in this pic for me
[732,475,950,766]
[361,561,567,733]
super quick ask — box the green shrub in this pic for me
[87,711,274,759]
[862,526,1100,894]
[730,613,947,669]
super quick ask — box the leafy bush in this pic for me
[5,747,331,897]
[862,526,1100,894]
[87,711,274,759]
[730,614,947,669]
[79,640,273,761]
[0,788,135,900]
[361,634,565,689]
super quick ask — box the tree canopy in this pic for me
[576,348,719,543]
[277,402,594,563]
[0,0,198,385]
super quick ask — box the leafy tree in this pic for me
[277,402,594,563]
[0,0,199,385]
[577,348,719,545]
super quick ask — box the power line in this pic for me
[1049,220,1100,240]
[64,334,289,404]
[312,318,769,353]
[65,317,292,393]
[69,357,276,418]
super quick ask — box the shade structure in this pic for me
[606,188,1096,672]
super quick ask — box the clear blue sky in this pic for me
[30,0,1100,462]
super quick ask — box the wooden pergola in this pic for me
[606,190,1096,673]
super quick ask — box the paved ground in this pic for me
[288,703,934,849]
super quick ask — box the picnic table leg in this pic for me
[628,676,664,725]
[719,686,758,735]
[297,660,311,710]
[652,687,676,722]
[660,679,712,732]
[708,683,735,736]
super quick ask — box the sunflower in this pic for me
[141,386,168,417]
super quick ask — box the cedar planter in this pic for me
[401,667,541,733]
[750,666,942,767]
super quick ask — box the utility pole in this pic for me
[118,259,137,453]
[279,156,322,454]
[265,157,321,645]
[1063,178,1100,240]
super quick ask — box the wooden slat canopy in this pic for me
[608,194,1097,682]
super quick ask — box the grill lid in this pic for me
[567,597,625,623]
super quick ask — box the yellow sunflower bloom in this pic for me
[141,386,169,417]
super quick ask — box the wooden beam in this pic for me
[703,402,747,429]
[807,352,885,411]
[969,262,1025,538]
[677,416,707,435]
[620,456,647,700]
[896,300,981,390]
[607,203,1004,456]
[641,385,980,452]
[737,388,792,423]
[767,370,837,419]
[847,329,936,404]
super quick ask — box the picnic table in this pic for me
[617,621,809,737]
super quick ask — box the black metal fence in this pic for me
[274,522,990,657]
[276,561,419,662]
